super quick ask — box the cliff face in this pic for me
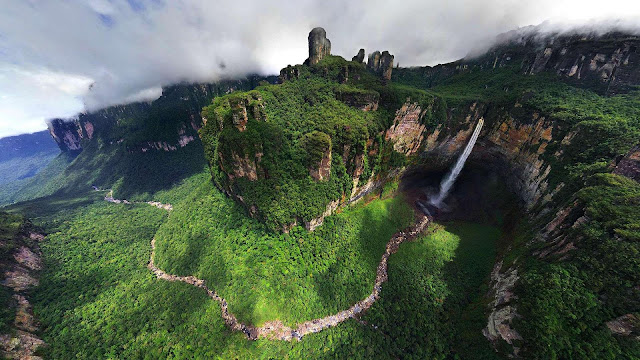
[202,28,639,356]
[306,27,331,65]
[47,118,86,152]
[421,102,557,208]
[394,32,640,95]
[367,51,394,81]
[206,28,640,237]
[47,77,275,154]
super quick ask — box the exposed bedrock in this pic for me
[352,48,365,63]
[367,50,394,81]
[408,101,558,210]
[395,32,640,95]
[612,143,640,182]
[306,27,331,65]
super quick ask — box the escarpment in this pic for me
[613,143,640,182]
[202,27,640,236]
[46,77,275,155]
[197,26,640,358]
[394,30,640,95]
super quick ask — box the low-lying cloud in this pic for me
[0,0,639,137]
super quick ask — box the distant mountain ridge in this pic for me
[0,131,60,206]
[0,131,59,164]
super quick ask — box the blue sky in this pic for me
[0,0,639,138]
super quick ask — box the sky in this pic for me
[0,0,639,138]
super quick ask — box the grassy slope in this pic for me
[0,152,75,206]
[0,151,62,206]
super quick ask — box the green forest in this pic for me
[3,168,506,359]
[1,27,639,360]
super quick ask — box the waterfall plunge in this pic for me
[429,118,484,208]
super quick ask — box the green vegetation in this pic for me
[1,39,638,359]
[395,60,640,358]
[0,152,59,203]
[515,173,640,358]
[1,152,75,206]
[0,211,25,334]
[0,130,61,206]
[200,56,436,231]
[153,174,414,326]
[364,222,500,359]
[400,66,640,191]
[7,166,508,358]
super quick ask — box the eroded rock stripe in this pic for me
[104,188,429,341]
[0,232,46,360]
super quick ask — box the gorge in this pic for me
[1,24,639,360]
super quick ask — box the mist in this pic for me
[1,0,639,138]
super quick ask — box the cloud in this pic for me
[0,0,639,137]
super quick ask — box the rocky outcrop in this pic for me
[309,147,331,182]
[368,51,394,81]
[228,93,266,132]
[304,199,340,231]
[306,27,331,65]
[606,314,639,339]
[613,144,640,182]
[352,49,365,63]
[0,217,45,360]
[521,34,640,95]
[385,101,427,155]
[136,135,196,152]
[227,152,262,181]
[47,118,84,152]
[483,260,522,357]
[394,31,640,95]
[279,65,301,83]
[335,89,379,111]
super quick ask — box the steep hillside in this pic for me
[199,27,640,357]
[0,131,60,206]
[393,30,640,95]
[0,212,45,359]
[8,76,275,204]
[1,26,638,359]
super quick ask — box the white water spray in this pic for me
[430,118,484,208]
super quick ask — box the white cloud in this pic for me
[0,0,639,137]
[0,65,92,138]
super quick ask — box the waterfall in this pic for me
[430,118,484,208]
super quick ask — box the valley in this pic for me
[1,24,639,359]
